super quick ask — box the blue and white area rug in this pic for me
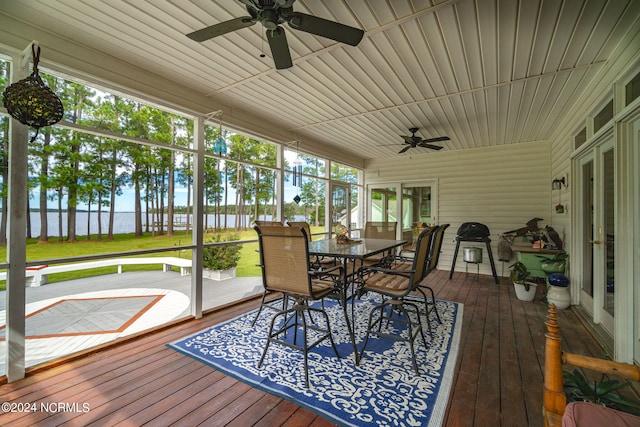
[168,296,463,427]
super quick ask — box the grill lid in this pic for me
[456,222,490,241]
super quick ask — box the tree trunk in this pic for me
[314,180,320,226]
[26,197,32,239]
[223,163,229,230]
[97,188,103,240]
[86,196,92,240]
[38,132,51,242]
[185,166,191,236]
[108,148,117,240]
[235,163,242,231]
[134,170,143,237]
[57,188,64,242]
[254,168,259,221]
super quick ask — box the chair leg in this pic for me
[251,291,269,326]
[258,300,339,388]
[359,302,387,360]
[258,308,284,368]
[360,299,426,375]
[312,306,340,359]
[251,293,289,327]
[415,287,435,338]
[422,285,442,324]
[406,301,429,350]
[300,309,310,388]
[401,304,420,375]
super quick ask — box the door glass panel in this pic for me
[350,185,360,231]
[603,149,615,315]
[401,185,433,246]
[370,187,397,222]
[582,160,594,297]
[331,184,350,232]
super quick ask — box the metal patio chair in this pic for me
[254,224,343,388]
[358,226,436,374]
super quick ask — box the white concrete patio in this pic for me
[0,271,263,375]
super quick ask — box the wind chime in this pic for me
[211,110,227,155]
[292,141,302,204]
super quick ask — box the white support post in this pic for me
[5,42,36,382]
[276,145,284,221]
[191,116,205,319]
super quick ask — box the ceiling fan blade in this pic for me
[422,136,450,143]
[267,26,293,69]
[418,143,444,150]
[398,146,411,154]
[287,12,364,46]
[187,17,256,42]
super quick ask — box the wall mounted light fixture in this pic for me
[552,174,568,190]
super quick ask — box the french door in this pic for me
[575,135,615,334]
[367,180,437,243]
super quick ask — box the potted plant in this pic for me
[541,252,568,275]
[509,261,538,301]
[564,369,640,416]
[202,233,242,281]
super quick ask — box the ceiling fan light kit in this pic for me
[187,0,364,70]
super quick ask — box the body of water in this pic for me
[18,212,252,237]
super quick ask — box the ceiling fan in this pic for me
[396,128,449,154]
[187,0,365,70]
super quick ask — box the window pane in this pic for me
[331,162,358,183]
[370,187,397,222]
[284,149,326,177]
[402,185,433,245]
[593,100,613,133]
[625,70,640,106]
[575,127,587,150]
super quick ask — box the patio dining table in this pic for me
[308,237,407,364]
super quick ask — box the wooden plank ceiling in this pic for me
[0,0,638,161]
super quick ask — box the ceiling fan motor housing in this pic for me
[259,9,281,29]
[189,0,364,70]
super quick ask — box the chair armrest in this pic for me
[311,265,345,281]
[361,265,414,277]
[388,254,414,264]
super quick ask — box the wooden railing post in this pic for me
[543,304,566,425]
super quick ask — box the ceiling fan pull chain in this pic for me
[260,22,266,58]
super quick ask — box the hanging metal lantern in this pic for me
[2,44,64,138]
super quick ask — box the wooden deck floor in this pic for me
[0,270,606,426]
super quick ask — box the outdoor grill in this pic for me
[449,222,499,284]
[455,222,491,241]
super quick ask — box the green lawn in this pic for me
[0,226,328,290]
[0,229,261,290]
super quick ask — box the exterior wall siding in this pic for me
[365,141,552,277]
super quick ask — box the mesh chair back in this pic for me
[255,224,312,297]
[287,221,312,241]
[427,224,450,273]
[364,221,397,239]
[411,226,437,282]
[255,220,284,226]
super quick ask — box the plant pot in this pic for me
[204,267,236,281]
[514,281,538,301]
[547,285,571,309]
